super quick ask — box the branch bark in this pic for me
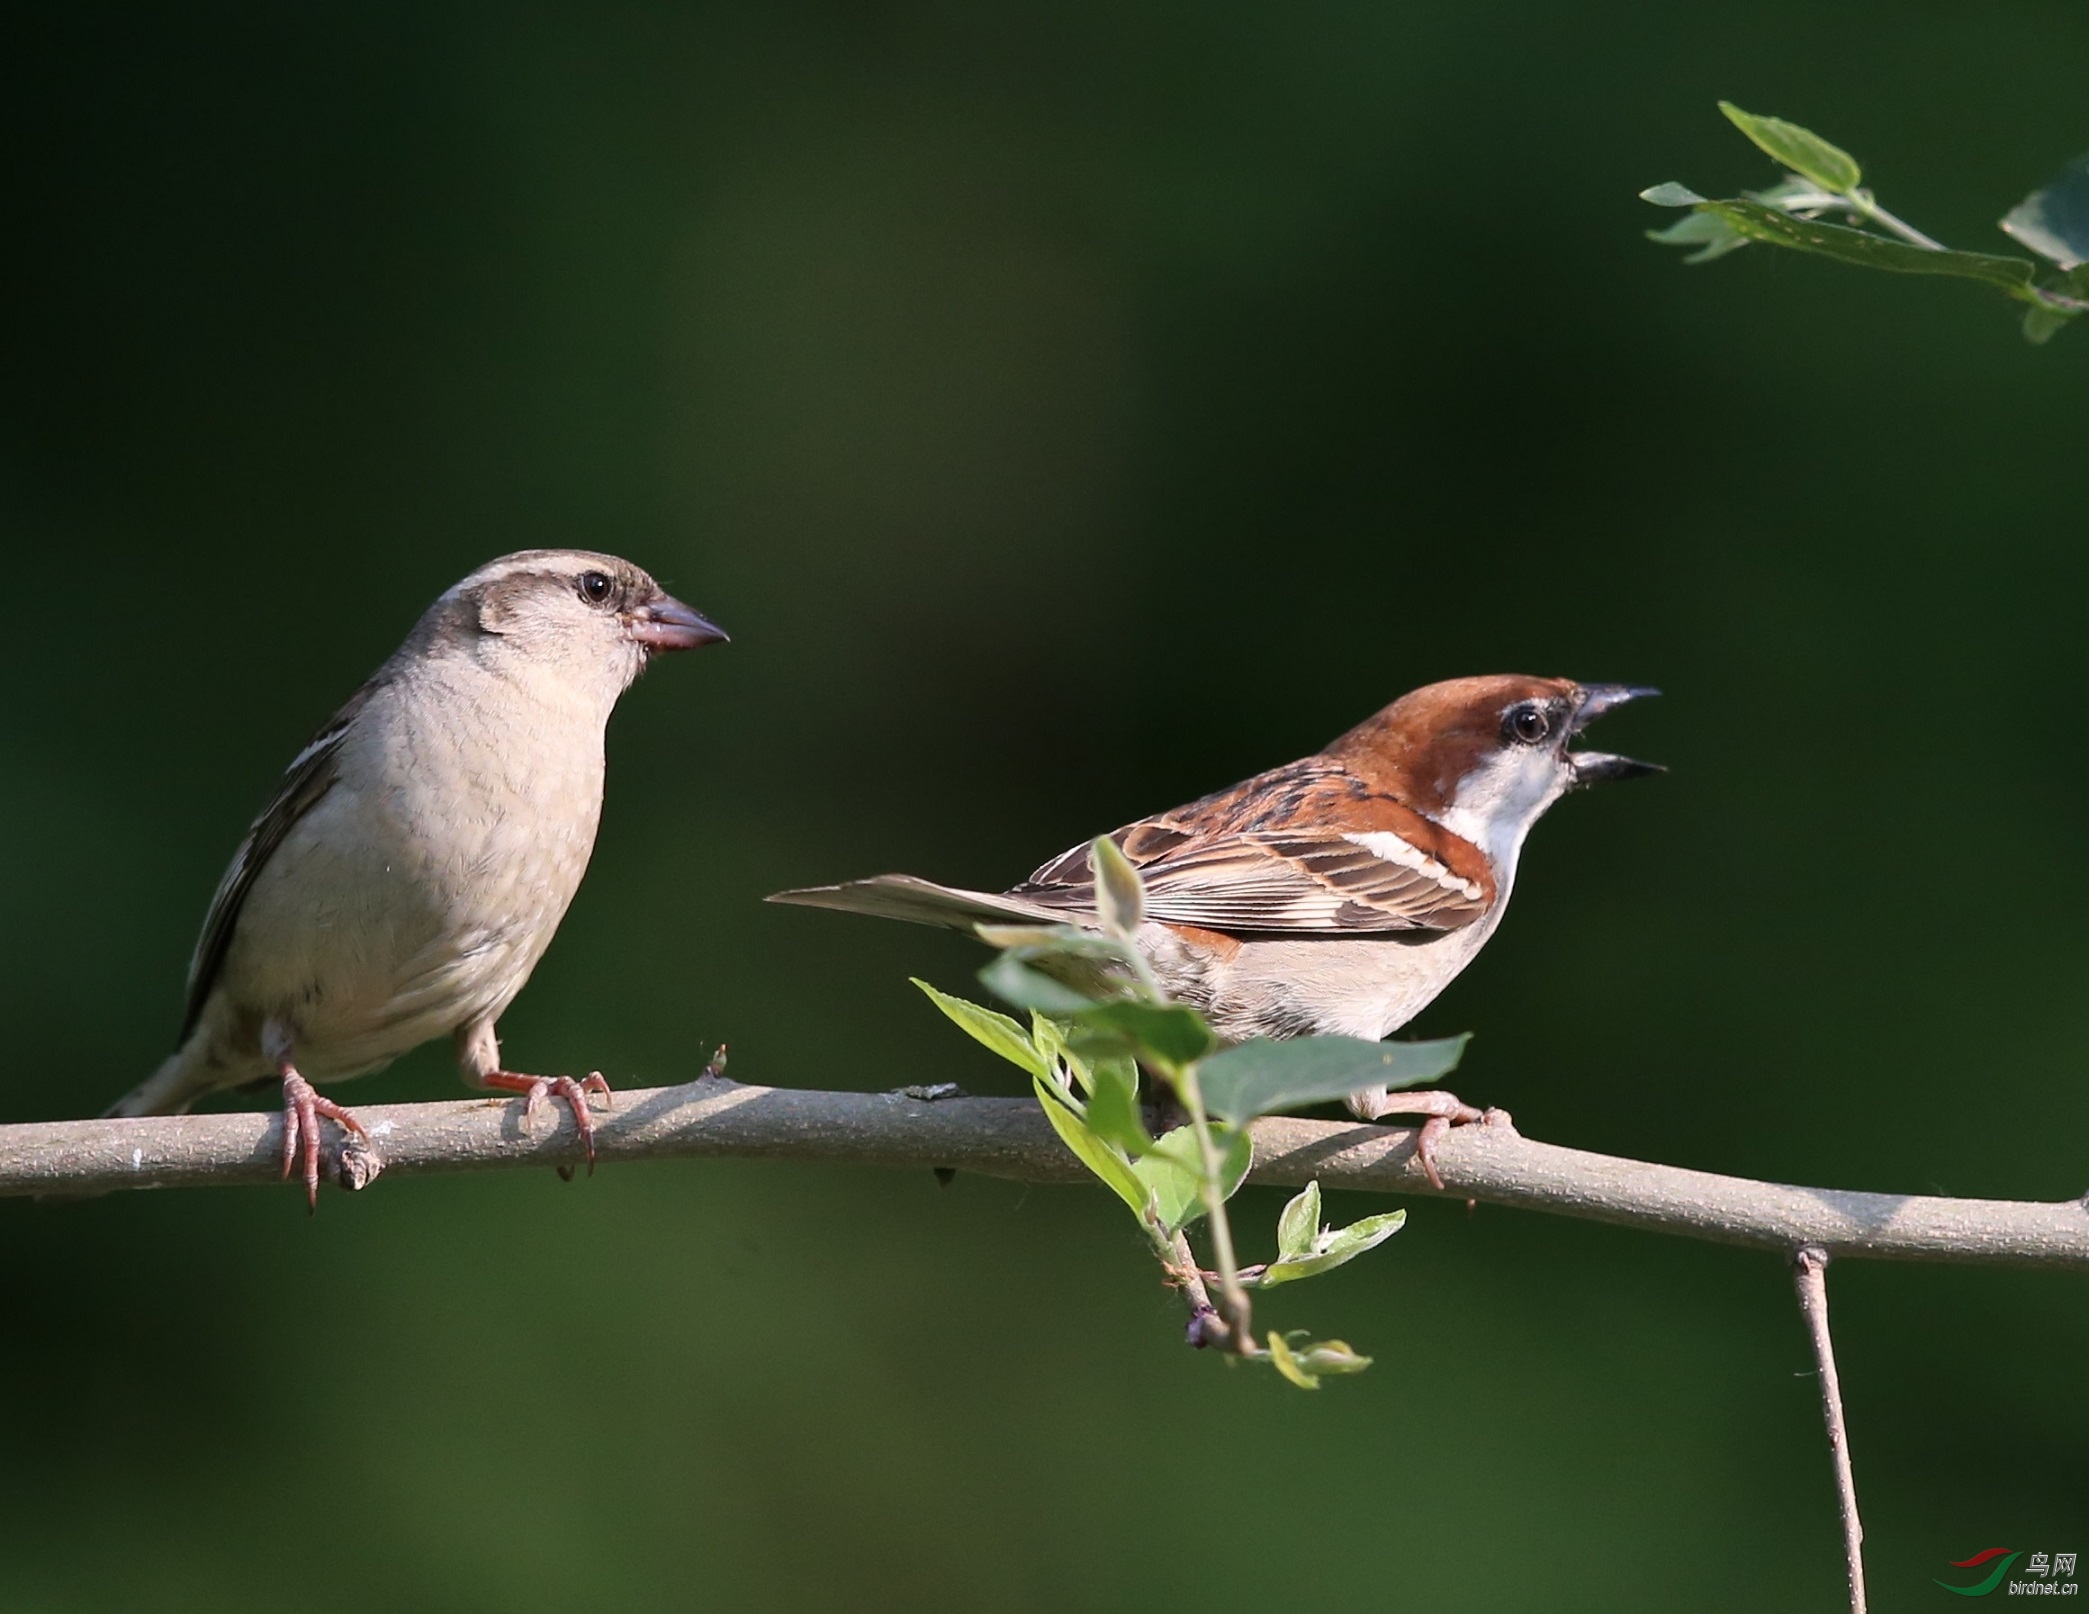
[4,1076,2086,1270]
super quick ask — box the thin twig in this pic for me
[2,1079,2087,1273]
[1793,1246,1866,1614]
[1844,191,1946,251]
[1174,1065,1255,1353]
[1164,1230,1224,1348]
[1763,181,1947,251]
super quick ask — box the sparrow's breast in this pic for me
[222,675,610,1075]
[1145,913,1507,1044]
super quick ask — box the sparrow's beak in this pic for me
[1567,684,1662,786]
[625,593,729,652]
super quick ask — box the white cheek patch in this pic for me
[1437,749,1571,870]
[1342,832,1484,900]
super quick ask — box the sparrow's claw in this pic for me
[481,1069,613,1175]
[1345,1087,1492,1192]
[279,1069,369,1213]
[1413,1114,1454,1191]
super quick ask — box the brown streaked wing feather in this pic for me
[1009,758,1493,935]
[1129,831,1487,933]
[180,685,376,1038]
[1016,758,1350,895]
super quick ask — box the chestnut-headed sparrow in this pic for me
[770,675,1657,1181]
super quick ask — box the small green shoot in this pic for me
[913,840,1447,1387]
[1645,103,2089,342]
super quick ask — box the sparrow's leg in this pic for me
[454,1019,613,1175]
[263,1022,369,1213]
[1343,1088,1509,1192]
[478,1071,614,1172]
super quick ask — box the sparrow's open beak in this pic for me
[625,594,729,652]
[1566,684,1662,785]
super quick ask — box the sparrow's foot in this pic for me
[1344,1087,1506,1192]
[279,1070,370,1213]
[480,1069,613,1175]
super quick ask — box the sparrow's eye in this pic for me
[1503,704,1553,746]
[576,571,615,606]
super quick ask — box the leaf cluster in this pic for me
[914,839,1469,1388]
[1644,102,2089,343]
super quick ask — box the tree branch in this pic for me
[1793,1246,1867,1614]
[3,1077,2085,1269]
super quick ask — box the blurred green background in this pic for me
[5,2,2086,1608]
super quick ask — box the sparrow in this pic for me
[108,550,727,1207]
[769,675,1657,1183]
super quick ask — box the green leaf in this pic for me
[976,924,1150,1014]
[1032,1074,1150,1220]
[1644,209,1750,264]
[912,979,1045,1077]
[1092,1052,1139,1115]
[1257,1209,1408,1288]
[1699,201,2047,298]
[1262,1331,1369,1387]
[1134,1123,1253,1232]
[1077,1001,1219,1069]
[2023,304,2076,344]
[1639,181,1705,207]
[1198,1034,1469,1127]
[1213,1124,1255,1200]
[1293,1338,1373,1377]
[1645,214,1723,244]
[1029,1012,1091,1098]
[1743,175,1845,211]
[974,922,1135,964]
[1276,1180,1321,1261]
[1091,835,1144,938]
[1032,1022,1088,1109]
[1085,1057,1153,1155]
[1131,1137,1201,1232]
[1718,101,1860,193]
[974,922,1074,950]
[980,952,1096,1016]
[2001,151,2089,270]
[1265,1329,1320,1390]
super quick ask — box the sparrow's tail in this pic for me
[765,875,1069,933]
[103,1046,217,1119]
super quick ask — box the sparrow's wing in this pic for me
[181,685,377,1039]
[765,875,1065,932]
[1014,759,1495,935]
